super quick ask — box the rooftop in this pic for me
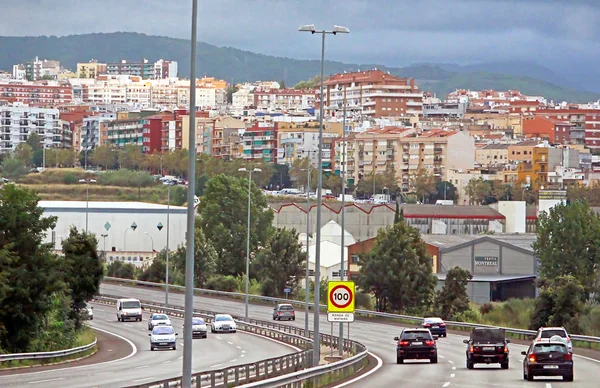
[422,233,536,253]
[480,144,511,150]
[40,201,186,212]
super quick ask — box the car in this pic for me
[147,313,172,330]
[116,298,142,322]
[84,302,93,320]
[522,341,573,381]
[464,328,510,369]
[188,317,208,339]
[421,317,446,337]
[394,329,437,364]
[149,325,178,351]
[211,314,237,333]
[273,303,295,321]
[533,327,573,353]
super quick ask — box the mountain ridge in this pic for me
[0,32,598,103]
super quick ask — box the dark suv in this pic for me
[394,329,438,364]
[464,328,510,369]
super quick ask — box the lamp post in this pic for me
[238,167,262,320]
[164,184,171,306]
[338,90,347,356]
[144,232,154,252]
[78,178,97,232]
[299,23,349,366]
[300,156,314,335]
[101,233,108,262]
[123,222,138,251]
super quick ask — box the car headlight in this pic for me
[150,336,156,342]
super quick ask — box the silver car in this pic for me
[273,303,295,321]
[148,313,172,331]
[190,317,208,339]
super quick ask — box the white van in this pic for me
[116,298,142,322]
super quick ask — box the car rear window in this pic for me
[424,318,443,324]
[533,343,567,353]
[279,305,294,311]
[402,331,432,340]
[153,314,168,320]
[471,328,505,342]
[541,329,567,338]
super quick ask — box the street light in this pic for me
[123,222,138,251]
[78,178,97,232]
[144,232,154,252]
[300,155,315,335]
[299,22,349,366]
[101,233,108,262]
[161,183,172,306]
[238,167,262,320]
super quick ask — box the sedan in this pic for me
[189,317,208,339]
[522,341,573,381]
[421,317,446,337]
[149,326,178,351]
[211,314,237,333]
[148,313,172,331]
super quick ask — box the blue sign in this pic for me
[284,288,291,293]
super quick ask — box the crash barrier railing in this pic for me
[103,277,600,348]
[0,338,97,365]
[93,295,369,388]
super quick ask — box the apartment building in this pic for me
[0,105,62,153]
[153,60,178,79]
[522,115,576,144]
[142,115,164,153]
[253,88,316,110]
[276,121,342,167]
[107,59,158,79]
[321,69,423,118]
[81,113,116,150]
[447,89,546,107]
[475,144,510,166]
[160,110,186,151]
[232,88,254,109]
[507,140,540,163]
[105,118,145,148]
[77,61,107,79]
[0,81,73,106]
[21,57,61,81]
[211,117,245,160]
[517,144,550,188]
[531,108,599,150]
[351,128,475,190]
[422,102,468,118]
[196,118,218,155]
[243,122,278,163]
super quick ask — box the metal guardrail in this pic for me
[0,338,98,364]
[93,294,369,388]
[104,277,600,348]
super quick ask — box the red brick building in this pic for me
[0,81,72,106]
[531,107,600,150]
[242,122,278,163]
[320,70,422,118]
[522,115,574,144]
[142,115,165,154]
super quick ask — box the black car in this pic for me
[394,329,438,364]
[522,342,573,381]
[421,317,446,337]
[464,328,510,369]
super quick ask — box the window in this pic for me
[351,255,360,264]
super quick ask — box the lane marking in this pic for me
[231,359,238,363]
[237,345,242,349]
[95,308,105,312]
[330,352,383,388]
[133,378,155,383]
[439,355,445,359]
[178,356,183,360]
[28,378,65,384]
[452,366,456,370]
[545,384,551,388]
[442,383,451,388]
[216,336,222,340]
[241,354,245,358]
[134,365,149,370]
[450,373,455,378]
[228,341,234,345]
[211,363,222,368]
[161,360,171,364]
[447,360,453,364]
[6,326,138,377]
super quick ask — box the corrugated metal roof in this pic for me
[401,204,504,219]
[39,201,185,211]
[436,274,536,282]
[421,235,478,248]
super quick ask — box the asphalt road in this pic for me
[0,304,296,388]
[99,283,600,387]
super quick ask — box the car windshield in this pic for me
[534,344,567,353]
[122,301,140,309]
[471,328,505,342]
[153,314,168,320]
[152,326,174,335]
[279,305,294,311]
[541,329,567,338]
[402,331,432,340]
[424,318,443,324]
[216,316,232,322]
[192,318,205,325]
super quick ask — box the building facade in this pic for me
[0,105,63,153]
[0,81,73,106]
[243,122,278,163]
[77,61,107,79]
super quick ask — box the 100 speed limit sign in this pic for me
[327,281,355,313]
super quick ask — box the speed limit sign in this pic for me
[327,281,355,313]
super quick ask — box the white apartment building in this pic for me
[232,88,254,109]
[81,113,116,150]
[0,105,61,153]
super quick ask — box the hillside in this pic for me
[0,32,598,103]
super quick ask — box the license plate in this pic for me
[413,342,423,345]
[483,346,495,351]
[432,325,438,327]
[159,343,167,345]
[544,365,559,369]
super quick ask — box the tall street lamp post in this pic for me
[338,90,348,356]
[78,178,97,232]
[238,167,261,320]
[123,222,138,251]
[163,183,171,305]
[101,233,108,262]
[299,23,349,366]
[144,232,154,252]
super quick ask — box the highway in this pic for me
[0,303,297,388]
[100,283,600,387]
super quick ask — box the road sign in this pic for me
[327,281,355,314]
[328,312,355,322]
[283,288,291,293]
[104,222,111,231]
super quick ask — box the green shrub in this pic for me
[479,302,494,315]
[63,172,78,184]
[355,291,373,310]
[96,169,155,188]
[452,306,482,323]
[205,275,239,292]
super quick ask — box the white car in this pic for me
[211,314,237,333]
[149,325,178,351]
[186,317,208,339]
[534,327,573,353]
[148,313,172,330]
[84,303,93,320]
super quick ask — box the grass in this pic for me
[0,327,97,370]
[18,183,174,204]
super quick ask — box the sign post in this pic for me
[284,288,291,299]
[327,281,355,324]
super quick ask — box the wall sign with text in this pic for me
[475,256,498,266]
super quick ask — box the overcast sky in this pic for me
[2,0,599,69]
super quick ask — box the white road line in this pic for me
[240,354,245,357]
[124,324,132,327]
[132,378,155,383]
[241,350,246,353]
[442,382,451,388]
[545,384,552,388]
[228,341,234,345]
[161,360,171,364]
[178,356,183,360]
[95,308,105,312]
[330,352,383,388]
[452,366,456,370]
[447,360,453,364]
[211,363,222,368]
[216,336,222,340]
[28,378,65,384]
[237,345,242,349]
[450,373,455,378]
[134,365,149,370]
[7,326,138,377]
[231,359,237,363]
[439,355,445,359]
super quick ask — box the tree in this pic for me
[254,228,305,297]
[323,173,343,196]
[288,157,317,190]
[357,221,436,313]
[268,163,291,190]
[533,201,600,299]
[411,170,436,203]
[1,157,28,180]
[394,202,404,224]
[14,143,33,167]
[26,133,42,152]
[106,261,135,279]
[91,145,117,170]
[434,267,473,320]
[279,80,286,89]
[119,145,144,170]
[57,149,76,167]
[530,276,585,333]
[61,227,103,328]
[199,174,274,276]
[294,75,322,89]
[465,177,492,205]
[355,172,385,198]
[171,222,217,287]
[0,185,64,352]
[430,181,458,203]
